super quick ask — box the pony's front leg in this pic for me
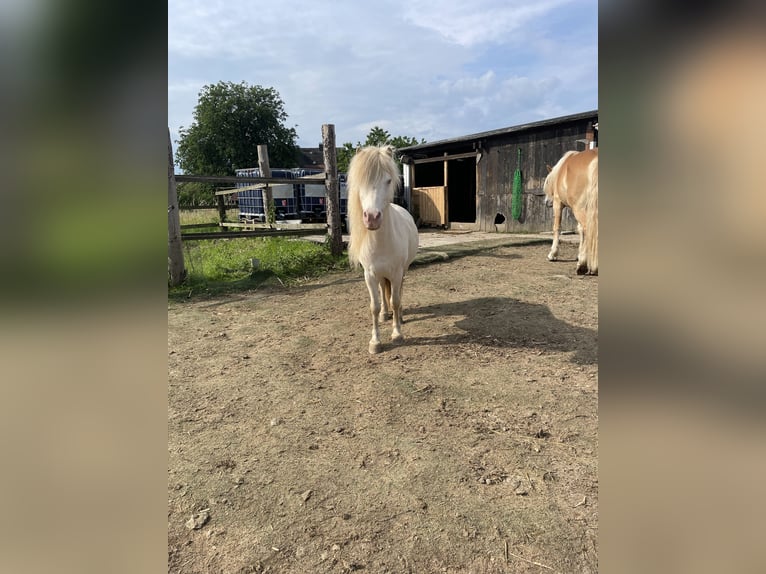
[390,275,404,344]
[548,200,562,261]
[378,278,391,322]
[365,271,382,354]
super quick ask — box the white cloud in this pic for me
[402,0,574,47]
[431,70,566,125]
[167,80,204,94]
[168,0,597,147]
[440,70,497,94]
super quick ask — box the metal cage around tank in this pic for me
[235,168,347,223]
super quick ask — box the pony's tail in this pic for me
[584,155,598,275]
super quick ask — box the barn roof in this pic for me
[297,147,326,169]
[398,110,598,154]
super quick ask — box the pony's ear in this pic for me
[546,164,553,173]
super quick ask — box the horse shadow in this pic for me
[404,296,597,365]
[412,240,540,267]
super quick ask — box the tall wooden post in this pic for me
[410,161,418,222]
[216,194,227,223]
[443,152,449,227]
[322,124,343,257]
[402,160,411,211]
[168,128,185,285]
[257,144,274,225]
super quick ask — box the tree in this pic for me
[336,142,357,174]
[176,182,216,207]
[364,126,393,147]
[337,126,425,172]
[176,81,299,176]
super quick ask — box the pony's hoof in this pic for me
[369,342,382,354]
[548,253,557,261]
[576,265,588,275]
[391,334,404,344]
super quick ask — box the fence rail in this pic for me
[176,174,322,188]
[181,228,325,241]
[168,126,343,284]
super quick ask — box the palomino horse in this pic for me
[544,148,599,275]
[347,146,419,354]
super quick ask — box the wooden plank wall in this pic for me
[476,122,587,232]
[413,186,448,226]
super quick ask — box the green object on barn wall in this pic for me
[512,148,523,221]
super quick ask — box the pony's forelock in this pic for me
[347,146,400,267]
[348,146,399,193]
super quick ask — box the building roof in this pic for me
[398,110,598,153]
[297,147,326,168]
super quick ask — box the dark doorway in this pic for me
[447,158,476,223]
[415,162,443,187]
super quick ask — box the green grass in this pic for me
[169,236,349,300]
[178,208,239,234]
[179,208,239,226]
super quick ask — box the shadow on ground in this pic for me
[412,237,549,266]
[405,296,597,364]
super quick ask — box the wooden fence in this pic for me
[167,124,344,284]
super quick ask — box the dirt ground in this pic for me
[168,234,598,573]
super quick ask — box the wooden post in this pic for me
[257,144,274,224]
[168,128,185,285]
[443,152,449,227]
[402,161,410,211]
[322,124,343,257]
[216,194,227,223]
[411,161,418,222]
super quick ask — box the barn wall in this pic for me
[401,112,597,233]
[477,120,589,232]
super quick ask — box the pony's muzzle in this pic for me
[544,197,553,208]
[363,209,382,229]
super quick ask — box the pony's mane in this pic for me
[347,146,400,267]
[544,150,578,198]
[347,145,399,191]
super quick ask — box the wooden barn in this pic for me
[398,110,598,232]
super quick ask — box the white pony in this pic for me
[347,146,419,354]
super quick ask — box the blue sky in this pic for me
[168,0,597,149]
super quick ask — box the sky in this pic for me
[168,0,597,150]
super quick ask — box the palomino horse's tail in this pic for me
[584,154,598,275]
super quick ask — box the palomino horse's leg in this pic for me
[390,274,404,343]
[576,222,588,274]
[365,271,382,354]
[548,199,562,261]
[379,278,391,321]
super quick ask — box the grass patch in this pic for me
[178,209,239,234]
[179,208,239,226]
[169,236,349,300]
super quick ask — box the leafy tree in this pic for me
[177,182,216,207]
[336,142,357,174]
[176,81,299,176]
[337,126,425,172]
[389,134,424,148]
[363,126,393,147]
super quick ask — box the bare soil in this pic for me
[168,236,598,573]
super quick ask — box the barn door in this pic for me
[413,186,448,226]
